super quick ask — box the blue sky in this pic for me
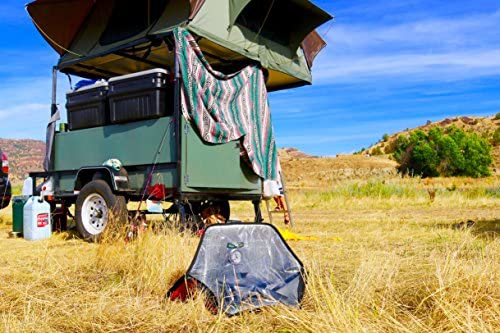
[0,0,499,156]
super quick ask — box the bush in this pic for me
[394,126,492,178]
[493,128,500,146]
[371,147,383,156]
[495,112,500,120]
[382,134,390,142]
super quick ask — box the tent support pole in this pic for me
[51,66,57,116]
[172,35,182,192]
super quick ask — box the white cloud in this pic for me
[312,10,500,84]
[326,11,500,50]
[0,75,70,139]
[0,103,48,120]
[313,48,500,84]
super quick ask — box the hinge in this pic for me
[183,123,190,134]
[184,174,190,184]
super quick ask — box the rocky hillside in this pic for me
[0,139,44,184]
[278,147,315,159]
[280,153,398,188]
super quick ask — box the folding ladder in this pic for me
[265,170,293,227]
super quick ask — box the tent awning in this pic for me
[26,0,194,56]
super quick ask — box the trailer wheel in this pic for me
[75,180,127,241]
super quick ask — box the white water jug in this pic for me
[22,177,33,196]
[23,196,51,241]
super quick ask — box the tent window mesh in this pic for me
[100,0,168,45]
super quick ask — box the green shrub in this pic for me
[493,128,500,146]
[371,147,383,156]
[394,126,492,178]
[494,112,500,120]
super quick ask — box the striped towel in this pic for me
[175,27,278,180]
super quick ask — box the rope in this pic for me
[28,13,83,57]
[66,74,73,91]
[136,119,175,213]
[253,0,276,44]
[321,17,335,40]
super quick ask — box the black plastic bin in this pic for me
[108,68,172,123]
[66,82,108,130]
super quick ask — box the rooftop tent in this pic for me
[184,0,332,89]
[27,0,332,91]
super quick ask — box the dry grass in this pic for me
[0,175,499,332]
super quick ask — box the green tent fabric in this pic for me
[228,0,252,27]
[27,0,332,91]
[175,27,277,180]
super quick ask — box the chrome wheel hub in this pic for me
[81,193,108,235]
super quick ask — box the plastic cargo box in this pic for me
[108,68,172,124]
[66,81,109,130]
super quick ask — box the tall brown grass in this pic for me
[0,175,498,332]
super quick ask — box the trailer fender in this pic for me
[75,167,129,192]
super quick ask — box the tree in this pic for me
[411,142,439,177]
[436,135,463,176]
[394,126,492,178]
[460,134,492,177]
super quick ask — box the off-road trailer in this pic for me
[29,48,264,238]
[25,0,332,239]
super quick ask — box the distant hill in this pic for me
[0,136,397,188]
[280,154,398,188]
[364,115,500,174]
[278,147,315,159]
[0,139,44,184]
[3,116,496,189]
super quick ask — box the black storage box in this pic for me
[66,81,108,130]
[108,68,172,124]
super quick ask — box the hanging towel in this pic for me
[174,27,278,180]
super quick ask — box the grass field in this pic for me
[0,174,498,332]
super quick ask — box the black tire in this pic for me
[75,180,127,241]
[170,202,204,233]
[0,180,11,209]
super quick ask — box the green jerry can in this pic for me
[12,196,29,234]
